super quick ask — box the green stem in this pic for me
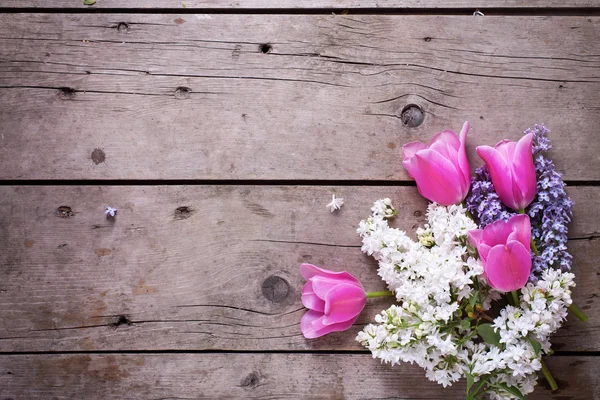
[510,291,519,306]
[518,208,525,214]
[365,291,395,299]
[568,303,589,323]
[541,358,558,392]
[530,238,540,256]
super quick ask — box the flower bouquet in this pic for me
[299,122,587,399]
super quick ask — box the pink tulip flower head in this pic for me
[476,133,537,211]
[468,214,532,292]
[299,263,366,339]
[402,121,471,206]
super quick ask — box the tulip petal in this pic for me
[457,121,471,192]
[299,263,361,286]
[407,149,464,205]
[310,275,359,300]
[481,218,514,247]
[301,310,325,339]
[308,314,359,338]
[301,281,325,313]
[477,145,517,210]
[512,133,537,209]
[402,141,428,160]
[322,283,366,325]
[506,214,532,249]
[429,130,460,160]
[468,229,483,248]
[484,241,532,292]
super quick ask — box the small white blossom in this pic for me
[104,205,117,217]
[326,194,344,212]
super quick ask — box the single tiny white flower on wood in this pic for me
[105,206,117,217]
[326,194,344,212]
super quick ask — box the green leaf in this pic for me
[477,323,501,347]
[83,0,96,4]
[469,295,477,307]
[526,337,542,356]
[466,372,474,393]
[460,319,471,330]
[496,383,525,400]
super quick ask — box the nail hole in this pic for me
[56,206,74,218]
[174,206,195,220]
[174,86,191,100]
[57,87,76,100]
[117,22,130,34]
[261,276,290,303]
[259,43,272,54]
[424,37,432,42]
[111,315,132,328]
[241,371,260,388]
[400,104,424,128]
[413,210,422,217]
[91,148,106,165]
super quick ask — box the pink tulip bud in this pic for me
[476,133,537,211]
[468,214,532,292]
[299,263,366,339]
[402,122,471,206]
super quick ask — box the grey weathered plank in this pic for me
[0,186,597,352]
[0,353,597,399]
[1,0,598,9]
[0,14,599,180]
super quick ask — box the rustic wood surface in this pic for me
[2,0,599,9]
[0,186,597,353]
[1,14,599,180]
[0,354,598,400]
[1,4,599,399]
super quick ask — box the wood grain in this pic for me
[0,353,597,400]
[1,0,598,9]
[1,14,599,180]
[0,186,597,352]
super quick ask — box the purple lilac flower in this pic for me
[465,124,573,282]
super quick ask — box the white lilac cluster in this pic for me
[356,200,576,399]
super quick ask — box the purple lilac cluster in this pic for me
[465,124,574,281]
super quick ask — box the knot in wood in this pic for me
[91,148,106,165]
[56,206,74,218]
[261,276,289,303]
[117,22,130,34]
[259,43,272,54]
[400,104,424,128]
[174,87,191,100]
[241,371,260,388]
[57,87,76,100]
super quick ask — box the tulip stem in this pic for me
[568,303,589,323]
[365,291,395,299]
[509,291,519,306]
[530,238,540,256]
[541,358,559,392]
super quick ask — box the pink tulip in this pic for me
[300,263,366,339]
[402,121,471,206]
[476,133,537,211]
[468,214,532,292]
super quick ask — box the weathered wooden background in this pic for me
[0,2,599,399]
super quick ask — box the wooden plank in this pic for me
[1,0,599,9]
[1,15,599,180]
[0,353,597,399]
[0,185,597,352]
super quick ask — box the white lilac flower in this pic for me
[356,199,575,399]
[326,194,344,212]
[104,205,117,217]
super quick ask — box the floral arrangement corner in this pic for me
[298,121,587,400]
